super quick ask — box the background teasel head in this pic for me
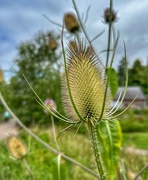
[48,38,58,51]
[61,41,111,122]
[7,135,28,160]
[64,13,80,33]
[0,69,3,84]
[104,8,117,23]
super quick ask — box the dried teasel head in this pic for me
[104,8,117,23]
[61,41,110,122]
[48,38,58,51]
[0,69,3,83]
[7,135,28,160]
[64,13,80,33]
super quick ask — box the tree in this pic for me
[128,59,144,86]
[117,57,126,86]
[2,31,63,125]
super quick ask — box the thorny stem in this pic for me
[87,121,106,180]
[0,92,100,179]
[22,158,34,180]
[106,0,113,68]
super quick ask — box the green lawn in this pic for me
[122,132,148,149]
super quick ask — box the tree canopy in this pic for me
[1,31,63,125]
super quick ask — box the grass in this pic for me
[0,124,148,180]
[122,132,148,149]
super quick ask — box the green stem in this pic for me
[106,0,113,68]
[22,158,34,180]
[51,115,60,151]
[87,122,106,180]
[134,163,148,180]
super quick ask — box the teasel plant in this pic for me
[22,3,137,180]
[0,0,142,179]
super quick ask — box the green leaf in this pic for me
[51,156,74,180]
[97,119,122,180]
[106,68,118,99]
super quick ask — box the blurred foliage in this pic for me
[118,109,148,132]
[0,127,96,180]
[0,126,147,179]
[128,59,144,86]
[1,31,63,125]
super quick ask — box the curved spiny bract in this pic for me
[61,41,111,123]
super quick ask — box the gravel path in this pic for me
[0,118,19,140]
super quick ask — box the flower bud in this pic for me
[44,98,57,113]
[64,13,80,33]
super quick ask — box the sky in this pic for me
[1,0,148,79]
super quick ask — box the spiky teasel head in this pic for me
[64,13,80,34]
[61,41,111,123]
[7,135,28,160]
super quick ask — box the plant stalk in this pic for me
[87,121,106,180]
[22,158,34,180]
[106,0,113,68]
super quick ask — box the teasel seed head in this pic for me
[7,135,28,160]
[64,13,80,33]
[104,8,117,23]
[61,41,110,122]
[0,69,3,83]
[48,38,58,51]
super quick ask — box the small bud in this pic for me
[64,13,80,33]
[7,136,28,160]
[48,38,58,51]
[44,98,57,113]
[104,8,117,23]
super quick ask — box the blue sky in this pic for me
[1,0,148,79]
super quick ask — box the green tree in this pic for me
[128,59,144,86]
[2,31,62,125]
[117,57,126,86]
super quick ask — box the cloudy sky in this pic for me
[1,0,148,79]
